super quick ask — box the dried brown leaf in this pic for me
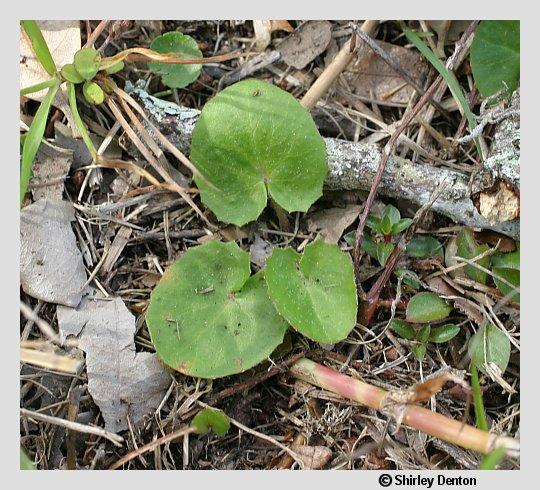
[57,290,171,433]
[20,199,87,307]
[279,21,332,69]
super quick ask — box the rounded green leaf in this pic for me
[61,63,85,84]
[379,214,393,235]
[265,241,357,343]
[456,228,490,284]
[148,32,202,88]
[406,235,444,259]
[493,267,520,303]
[429,323,460,343]
[105,60,124,74]
[471,21,520,97]
[82,81,105,105]
[146,241,288,379]
[406,292,452,324]
[191,80,327,226]
[191,408,230,436]
[390,318,416,340]
[73,48,101,81]
[468,323,511,375]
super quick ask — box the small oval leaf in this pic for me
[411,343,427,361]
[429,323,460,343]
[468,323,511,375]
[390,318,416,340]
[146,241,288,379]
[148,32,202,88]
[406,292,452,323]
[265,241,357,343]
[61,63,85,83]
[407,235,444,259]
[492,267,520,303]
[456,228,491,284]
[191,408,230,436]
[376,242,394,266]
[82,81,105,105]
[73,48,101,81]
[105,60,124,74]
[191,80,327,226]
[417,324,431,343]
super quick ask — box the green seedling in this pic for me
[190,79,327,226]
[391,319,458,362]
[20,23,207,206]
[191,408,230,436]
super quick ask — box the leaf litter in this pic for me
[57,289,172,433]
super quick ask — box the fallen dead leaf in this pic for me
[252,20,294,51]
[278,21,332,69]
[30,143,73,201]
[307,204,361,244]
[290,444,332,469]
[344,40,429,106]
[20,199,87,307]
[249,234,274,268]
[57,289,172,433]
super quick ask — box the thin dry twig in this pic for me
[21,407,124,447]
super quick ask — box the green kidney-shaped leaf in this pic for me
[148,32,202,88]
[191,80,327,226]
[493,267,520,303]
[468,323,511,375]
[73,48,101,81]
[456,228,491,284]
[471,20,520,97]
[265,241,357,343]
[146,241,288,379]
[191,408,230,436]
[406,292,452,323]
[429,323,460,344]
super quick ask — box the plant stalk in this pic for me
[290,358,519,456]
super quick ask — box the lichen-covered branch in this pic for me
[125,81,519,239]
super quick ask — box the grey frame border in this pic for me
[4,1,537,488]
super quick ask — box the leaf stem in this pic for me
[290,358,518,456]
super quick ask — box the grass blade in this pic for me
[479,446,506,470]
[471,362,489,431]
[20,81,60,205]
[401,23,483,159]
[20,78,58,97]
[20,20,57,76]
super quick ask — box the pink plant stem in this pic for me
[290,358,518,456]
